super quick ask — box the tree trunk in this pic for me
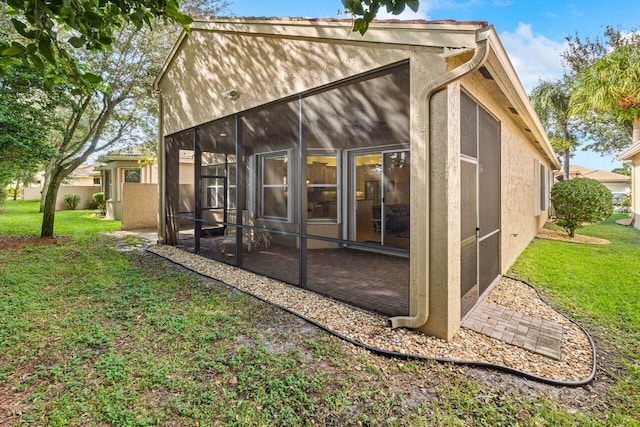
[563,148,571,180]
[39,163,54,213]
[633,117,640,145]
[562,123,571,180]
[41,173,64,237]
[12,180,19,200]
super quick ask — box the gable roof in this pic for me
[155,17,559,169]
[96,144,146,163]
[68,163,101,178]
[556,165,630,182]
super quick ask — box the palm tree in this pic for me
[571,42,640,227]
[530,77,577,180]
[570,42,640,149]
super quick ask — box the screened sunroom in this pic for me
[163,63,411,316]
[156,18,559,339]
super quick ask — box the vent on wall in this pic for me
[509,106,518,115]
[479,66,494,80]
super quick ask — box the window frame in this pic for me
[306,150,340,223]
[535,160,550,215]
[257,149,292,222]
[123,168,141,183]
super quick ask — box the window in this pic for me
[104,170,112,200]
[306,152,339,221]
[535,160,550,215]
[259,151,290,220]
[124,168,141,183]
[93,177,101,185]
[203,162,236,210]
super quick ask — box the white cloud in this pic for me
[499,22,567,93]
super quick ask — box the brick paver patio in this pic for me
[462,301,563,360]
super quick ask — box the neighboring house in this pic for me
[619,143,640,229]
[154,18,560,340]
[97,145,194,229]
[22,164,101,210]
[554,165,631,196]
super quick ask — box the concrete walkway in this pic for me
[462,301,563,360]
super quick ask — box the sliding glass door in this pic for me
[350,149,409,251]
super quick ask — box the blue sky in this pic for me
[228,0,640,172]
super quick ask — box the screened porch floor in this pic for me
[176,233,410,317]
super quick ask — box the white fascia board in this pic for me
[619,142,640,160]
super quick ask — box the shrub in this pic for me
[63,193,81,210]
[551,177,613,237]
[92,192,106,215]
[618,196,631,213]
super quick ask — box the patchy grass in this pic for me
[1,201,639,425]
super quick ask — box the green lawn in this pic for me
[1,200,639,425]
[510,215,640,341]
[509,214,640,422]
[0,200,121,236]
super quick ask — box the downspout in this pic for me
[390,26,492,330]
[156,88,166,244]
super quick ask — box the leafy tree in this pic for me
[551,178,613,237]
[612,164,631,176]
[342,0,419,34]
[563,27,640,155]
[0,0,193,87]
[7,169,37,201]
[26,1,229,237]
[530,77,577,180]
[570,42,640,155]
[0,54,55,187]
[37,24,180,237]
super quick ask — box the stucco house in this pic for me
[619,142,640,229]
[97,145,194,229]
[96,145,160,222]
[554,165,631,197]
[154,18,559,340]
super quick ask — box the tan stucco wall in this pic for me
[417,88,460,339]
[22,187,43,201]
[101,160,161,220]
[159,30,442,135]
[69,176,98,186]
[122,183,159,230]
[22,186,99,210]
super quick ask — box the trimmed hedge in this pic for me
[551,177,613,237]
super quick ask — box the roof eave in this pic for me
[482,31,560,170]
[619,142,640,160]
